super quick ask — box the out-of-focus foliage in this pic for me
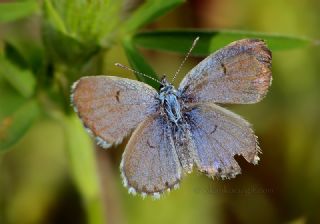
[123,0,185,32]
[0,55,36,97]
[0,0,320,224]
[122,36,160,89]
[133,30,313,55]
[0,1,39,23]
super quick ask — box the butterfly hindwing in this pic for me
[179,39,272,104]
[121,114,182,197]
[71,76,159,148]
[185,103,260,179]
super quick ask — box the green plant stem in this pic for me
[62,115,106,224]
[85,197,105,224]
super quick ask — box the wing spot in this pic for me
[221,63,227,75]
[210,125,218,134]
[147,140,155,148]
[115,90,120,102]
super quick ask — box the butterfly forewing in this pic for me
[185,103,260,179]
[71,76,159,148]
[121,115,182,197]
[179,39,272,104]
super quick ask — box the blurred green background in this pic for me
[0,0,320,224]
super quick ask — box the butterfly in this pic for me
[71,38,272,199]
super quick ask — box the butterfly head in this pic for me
[160,75,168,85]
[159,75,176,94]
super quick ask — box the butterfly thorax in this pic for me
[158,79,182,127]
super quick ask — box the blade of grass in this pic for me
[124,0,185,32]
[133,29,313,56]
[43,0,67,34]
[122,37,160,89]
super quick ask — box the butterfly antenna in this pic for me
[115,63,162,84]
[172,36,200,82]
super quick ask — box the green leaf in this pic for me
[4,39,45,76]
[43,0,121,45]
[43,0,101,77]
[63,115,105,224]
[133,30,313,56]
[124,0,185,32]
[0,1,39,23]
[4,41,29,69]
[43,26,100,80]
[0,99,40,151]
[122,37,160,89]
[0,76,26,118]
[0,55,36,98]
[43,0,67,34]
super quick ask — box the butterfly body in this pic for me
[158,78,183,127]
[71,39,272,199]
[158,78,198,174]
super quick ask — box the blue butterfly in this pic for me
[71,38,272,199]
